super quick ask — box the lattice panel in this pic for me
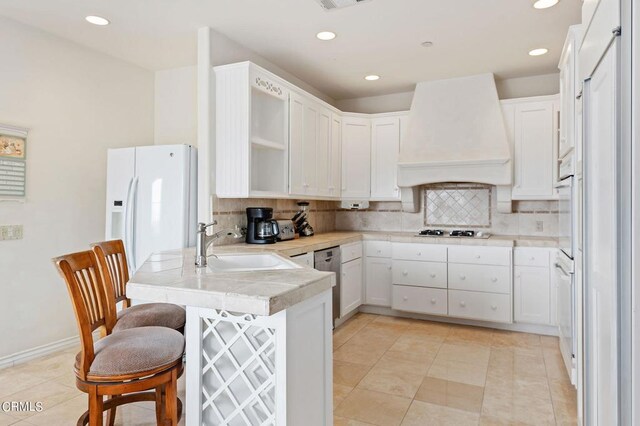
[425,184,491,227]
[201,311,276,425]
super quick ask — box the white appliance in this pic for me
[105,145,197,272]
[556,154,577,384]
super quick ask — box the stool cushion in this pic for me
[77,326,184,378]
[113,303,185,332]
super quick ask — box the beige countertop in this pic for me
[221,231,559,256]
[126,248,334,316]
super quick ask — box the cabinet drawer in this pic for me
[513,248,550,268]
[392,260,447,289]
[392,243,447,262]
[448,290,512,323]
[392,285,447,316]
[448,246,511,266]
[341,242,363,263]
[365,241,391,258]
[448,264,511,294]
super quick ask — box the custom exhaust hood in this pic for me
[398,73,513,213]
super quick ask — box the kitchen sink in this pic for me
[206,253,301,272]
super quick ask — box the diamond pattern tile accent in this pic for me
[201,311,276,425]
[425,185,491,227]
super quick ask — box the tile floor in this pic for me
[0,314,577,425]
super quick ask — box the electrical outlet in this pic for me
[535,221,544,232]
[0,225,23,241]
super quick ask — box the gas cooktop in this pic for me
[416,229,491,239]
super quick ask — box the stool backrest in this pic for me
[53,250,116,379]
[91,240,131,311]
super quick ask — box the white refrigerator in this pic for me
[105,145,197,272]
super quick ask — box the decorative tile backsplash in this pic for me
[425,184,491,228]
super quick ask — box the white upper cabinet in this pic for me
[329,114,342,198]
[215,62,290,198]
[502,95,559,200]
[289,91,339,199]
[558,25,582,161]
[341,116,372,199]
[289,91,319,196]
[370,117,401,201]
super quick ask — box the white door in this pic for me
[583,41,619,424]
[316,107,332,197]
[105,148,135,243]
[329,114,342,199]
[341,258,363,316]
[341,117,371,199]
[514,265,551,325]
[512,101,555,199]
[133,145,191,271]
[370,117,400,200]
[365,257,392,307]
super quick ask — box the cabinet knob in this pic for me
[329,186,335,191]
[430,273,436,278]
[459,301,466,307]
[491,277,498,283]
[377,249,382,254]
[430,298,437,304]
[417,252,422,256]
[475,255,481,259]
[516,273,521,278]
[530,256,536,261]
[402,271,408,276]
[459,275,466,280]
[491,305,498,311]
[388,266,392,270]
[303,183,309,188]
[342,187,347,191]
[403,296,408,301]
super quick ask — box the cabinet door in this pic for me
[341,117,371,199]
[329,114,342,199]
[316,107,332,197]
[341,258,363,316]
[289,92,318,196]
[370,117,400,200]
[365,257,392,307]
[514,265,551,324]
[512,101,556,199]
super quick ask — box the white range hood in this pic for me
[398,73,513,213]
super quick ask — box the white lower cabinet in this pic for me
[365,257,392,307]
[392,285,447,316]
[448,290,511,323]
[513,248,554,325]
[341,242,363,317]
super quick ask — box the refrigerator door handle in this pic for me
[130,177,140,272]
[125,177,138,271]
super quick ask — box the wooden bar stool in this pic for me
[53,250,184,426]
[91,240,185,333]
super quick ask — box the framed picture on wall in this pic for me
[0,124,28,200]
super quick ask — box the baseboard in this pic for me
[0,335,79,371]
[358,305,559,336]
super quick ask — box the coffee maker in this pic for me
[246,208,280,244]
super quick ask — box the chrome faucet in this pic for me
[195,221,244,267]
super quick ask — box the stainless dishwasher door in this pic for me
[314,246,341,325]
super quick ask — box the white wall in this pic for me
[0,17,154,360]
[154,66,197,146]
[335,73,561,113]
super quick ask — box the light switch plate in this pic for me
[0,225,23,240]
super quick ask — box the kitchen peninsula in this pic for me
[127,249,334,426]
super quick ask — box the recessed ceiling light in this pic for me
[533,0,559,9]
[421,41,434,48]
[364,75,380,81]
[529,48,549,56]
[85,15,110,26]
[316,31,336,41]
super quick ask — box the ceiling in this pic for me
[0,0,582,100]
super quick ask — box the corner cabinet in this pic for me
[501,95,560,200]
[215,62,290,198]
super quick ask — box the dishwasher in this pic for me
[314,246,341,326]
